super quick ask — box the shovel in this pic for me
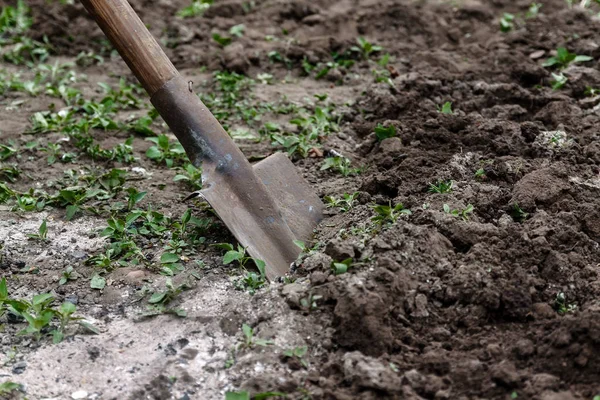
[79,0,324,279]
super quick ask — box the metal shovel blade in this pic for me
[151,76,323,280]
[200,153,324,280]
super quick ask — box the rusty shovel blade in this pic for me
[151,76,323,280]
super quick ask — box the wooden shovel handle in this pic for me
[80,0,178,95]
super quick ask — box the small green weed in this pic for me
[510,203,529,222]
[145,134,187,167]
[428,180,453,194]
[499,13,515,32]
[550,72,568,90]
[178,0,212,17]
[241,323,273,348]
[1,279,98,343]
[331,258,353,275]
[554,292,577,315]
[437,101,453,114]
[324,192,358,212]
[173,163,203,190]
[143,278,191,317]
[526,2,542,18]
[59,266,78,285]
[283,345,308,368]
[371,202,412,225]
[374,124,396,141]
[320,156,361,177]
[543,47,593,69]
[212,33,232,47]
[27,219,48,241]
[351,37,382,60]
[443,204,474,220]
[0,381,22,396]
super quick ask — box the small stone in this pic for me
[529,50,545,59]
[71,390,88,399]
[12,361,26,374]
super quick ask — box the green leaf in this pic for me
[223,250,243,265]
[332,262,348,275]
[60,301,76,315]
[145,146,162,160]
[574,55,593,63]
[52,330,64,344]
[254,392,286,400]
[212,33,232,47]
[32,293,53,306]
[225,392,250,400]
[374,124,396,141]
[66,205,78,220]
[0,278,8,300]
[90,274,106,290]
[149,291,167,304]
[160,253,180,264]
[242,323,253,339]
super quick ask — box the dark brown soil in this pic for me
[2,0,600,399]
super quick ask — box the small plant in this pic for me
[173,163,203,190]
[212,33,232,47]
[324,192,358,212]
[510,203,529,222]
[0,381,22,396]
[371,202,412,225]
[428,180,453,194]
[0,143,17,161]
[543,47,593,69]
[59,266,78,285]
[585,86,599,96]
[27,220,48,241]
[300,291,322,312]
[2,284,98,343]
[550,72,568,90]
[374,124,396,141]
[229,24,245,37]
[499,13,515,32]
[283,346,309,368]
[554,292,577,315]
[352,37,382,59]
[526,2,542,18]
[475,168,486,180]
[126,187,147,211]
[145,134,186,167]
[320,156,361,177]
[443,204,475,220]
[177,0,212,17]
[241,323,273,348]
[331,258,353,275]
[144,278,192,317]
[437,101,453,114]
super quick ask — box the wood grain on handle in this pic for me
[80,0,178,96]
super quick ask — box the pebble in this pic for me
[12,361,27,374]
[71,391,88,399]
